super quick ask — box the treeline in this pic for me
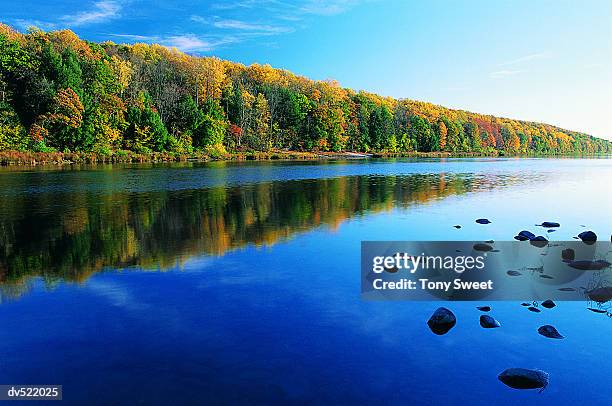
[0,24,610,156]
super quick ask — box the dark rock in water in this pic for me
[528,306,541,313]
[587,307,607,314]
[521,302,531,306]
[507,270,522,276]
[539,274,554,279]
[561,249,575,262]
[558,287,576,292]
[477,306,491,312]
[514,235,529,241]
[529,236,548,248]
[547,229,556,233]
[538,325,564,339]
[567,260,611,271]
[473,243,493,252]
[539,222,560,228]
[498,368,549,391]
[427,307,457,335]
[586,287,612,303]
[453,225,462,229]
[541,300,556,309]
[475,218,491,224]
[518,230,536,240]
[480,315,501,328]
[485,239,494,243]
[578,230,597,243]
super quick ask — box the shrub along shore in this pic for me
[1,149,607,167]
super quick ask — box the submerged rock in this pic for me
[578,230,597,243]
[480,315,501,328]
[547,229,556,233]
[521,302,531,306]
[477,306,491,312]
[538,325,564,339]
[529,236,548,248]
[539,222,560,228]
[558,287,576,292]
[473,243,493,252]
[453,225,462,229]
[541,300,556,309]
[427,307,457,335]
[539,275,554,279]
[587,307,607,314]
[567,260,611,271]
[475,218,491,224]
[498,368,549,391]
[561,248,575,262]
[507,270,522,276]
[586,287,612,303]
[528,306,541,313]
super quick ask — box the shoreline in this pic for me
[0,149,608,167]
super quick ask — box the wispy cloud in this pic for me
[192,15,291,34]
[161,34,239,52]
[61,0,121,26]
[108,32,240,53]
[214,19,292,33]
[498,52,549,66]
[489,69,526,79]
[13,19,57,31]
[109,33,157,41]
[300,0,358,15]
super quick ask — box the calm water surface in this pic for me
[0,158,611,405]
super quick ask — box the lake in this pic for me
[0,158,611,405]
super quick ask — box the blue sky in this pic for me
[4,0,611,139]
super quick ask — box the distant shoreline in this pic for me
[0,149,609,167]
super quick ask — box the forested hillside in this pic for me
[0,24,610,157]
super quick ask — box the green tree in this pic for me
[193,98,228,148]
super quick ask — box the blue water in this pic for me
[0,158,611,405]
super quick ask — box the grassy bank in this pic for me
[1,149,607,167]
[0,149,322,166]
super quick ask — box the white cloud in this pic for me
[61,0,121,26]
[213,18,291,33]
[161,34,236,52]
[109,33,158,41]
[191,15,291,34]
[162,34,212,52]
[499,52,550,66]
[13,19,57,31]
[107,32,239,53]
[300,0,356,15]
[489,69,526,79]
